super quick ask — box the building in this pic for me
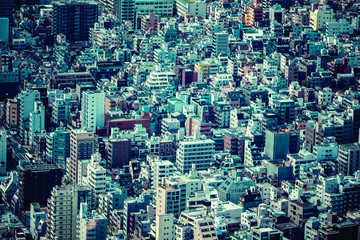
[29,203,46,240]
[265,128,299,160]
[212,32,229,57]
[66,128,95,184]
[46,185,91,240]
[141,13,160,33]
[81,90,105,132]
[0,130,6,171]
[0,18,9,42]
[176,132,215,173]
[245,0,263,26]
[155,214,174,240]
[135,0,173,18]
[18,90,40,142]
[50,71,95,89]
[338,143,360,176]
[107,128,131,169]
[46,127,70,164]
[178,210,218,240]
[86,153,106,202]
[6,98,19,127]
[115,0,135,22]
[52,0,99,42]
[52,95,71,126]
[176,0,206,18]
[77,203,108,240]
[156,171,202,218]
[0,0,15,25]
[186,116,212,138]
[309,5,335,31]
[327,19,354,36]
[152,158,175,190]
[269,4,284,24]
[288,196,316,227]
[29,101,45,146]
[18,163,64,224]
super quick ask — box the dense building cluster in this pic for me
[1,0,360,239]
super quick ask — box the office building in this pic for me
[0,130,6,170]
[52,0,99,42]
[81,90,105,132]
[156,170,202,218]
[107,128,131,169]
[309,5,335,31]
[0,1,15,25]
[265,128,299,160]
[29,101,45,146]
[51,95,71,126]
[176,0,206,18]
[18,90,40,142]
[6,98,19,127]
[245,0,263,26]
[155,214,175,240]
[114,0,135,22]
[338,143,360,176]
[18,163,63,224]
[0,18,9,42]
[66,127,95,184]
[46,127,70,164]
[212,32,229,57]
[46,185,91,240]
[135,0,173,18]
[176,132,215,173]
[29,203,46,240]
[87,153,106,202]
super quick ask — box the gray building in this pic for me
[52,0,99,42]
[212,32,229,57]
[265,128,299,160]
[46,127,70,164]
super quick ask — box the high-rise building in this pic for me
[87,153,106,204]
[52,0,99,42]
[309,5,335,31]
[176,132,215,173]
[176,0,206,18]
[123,191,152,239]
[66,127,95,184]
[46,184,91,240]
[18,90,40,142]
[0,18,9,42]
[29,101,45,146]
[338,143,360,176]
[0,0,16,25]
[0,130,6,169]
[52,94,71,126]
[18,163,64,224]
[114,0,135,22]
[269,4,284,24]
[245,0,263,26]
[265,128,299,160]
[152,158,175,190]
[135,0,173,18]
[46,127,70,164]
[6,98,19,127]
[212,32,229,57]
[81,90,105,132]
[107,128,131,169]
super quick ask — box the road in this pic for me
[8,136,28,161]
